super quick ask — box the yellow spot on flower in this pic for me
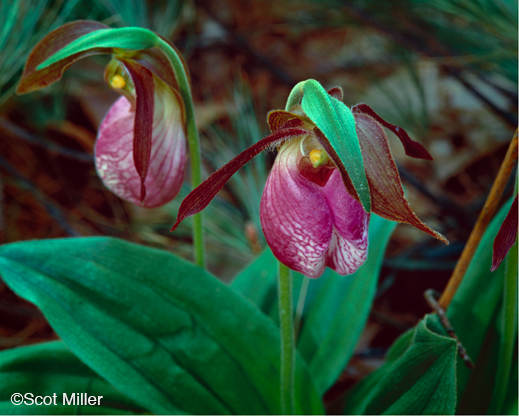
[110,74,126,89]
[309,149,322,165]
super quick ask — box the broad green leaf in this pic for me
[0,341,143,414]
[346,197,516,415]
[297,214,396,394]
[232,214,396,395]
[344,314,457,415]
[231,247,278,314]
[489,237,518,414]
[37,27,159,70]
[502,345,518,415]
[447,197,514,413]
[341,327,415,414]
[0,237,323,415]
[300,79,371,212]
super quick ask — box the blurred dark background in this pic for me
[0,0,516,406]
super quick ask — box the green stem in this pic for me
[294,276,310,342]
[156,38,205,268]
[278,262,295,415]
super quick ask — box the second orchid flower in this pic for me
[17,21,189,208]
[172,80,448,278]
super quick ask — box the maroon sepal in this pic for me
[354,113,448,244]
[327,86,344,102]
[491,195,518,271]
[352,103,433,160]
[171,128,308,231]
[17,20,109,94]
[298,157,334,187]
[122,60,155,204]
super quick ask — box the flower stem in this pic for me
[438,129,518,309]
[294,276,310,341]
[278,261,295,415]
[156,38,205,268]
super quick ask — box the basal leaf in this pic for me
[488,231,518,413]
[341,328,414,414]
[0,237,323,415]
[501,346,518,415]
[232,214,397,395]
[0,341,144,415]
[448,197,514,413]
[300,79,371,212]
[346,197,516,415]
[231,248,278,315]
[344,314,457,415]
[297,214,397,394]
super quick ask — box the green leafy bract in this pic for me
[296,79,371,212]
[36,27,158,70]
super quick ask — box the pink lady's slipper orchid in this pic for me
[95,69,186,207]
[260,137,369,278]
[17,21,188,207]
[171,81,448,278]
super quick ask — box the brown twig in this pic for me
[425,289,474,369]
[438,129,518,309]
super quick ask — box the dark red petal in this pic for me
[17,20,109,94]
[327,87,344,102]
[267,110,313,133]
[354,113,448,244]
[122,60,155,204]
[491,195,518,271]
[126,53,187,130]
[171,128,308,231]
[352,103,433,160]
